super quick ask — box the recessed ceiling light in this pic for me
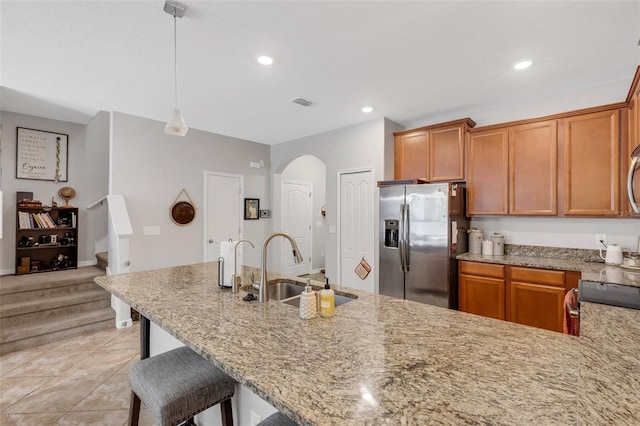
[257,56,273,65]
[361,106,373,113]
[514,60,532,70]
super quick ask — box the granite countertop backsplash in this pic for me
[457,244,640,288]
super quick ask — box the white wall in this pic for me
[110,112,270,272]
[271,117,402,286]
[281,155,326,272]
[472,216,639,252]
[83,111,110,255]
[0,111,109,274]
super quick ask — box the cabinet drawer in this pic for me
[460,261,505,278]
[509,266,564,287]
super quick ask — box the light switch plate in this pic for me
[143,226,160,236]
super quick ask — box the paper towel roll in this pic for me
[481,240,493,256]
[219,241,239,287]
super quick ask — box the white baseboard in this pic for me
[0,267,13,276]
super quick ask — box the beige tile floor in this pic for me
[0,323,159,425]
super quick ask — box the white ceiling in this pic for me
[1,1,639,145]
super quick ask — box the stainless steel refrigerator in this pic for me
[379,183,469,309]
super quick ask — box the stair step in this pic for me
[0,317,115,355]
[0,266,106,295]
[0,281,106,305]
[0,308,115,349]
[96,251,108,270]
[1,296,112,330]
[1,289,110,318]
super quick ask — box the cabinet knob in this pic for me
[208,239,214,244]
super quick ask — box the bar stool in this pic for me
[258,411,298,426]
[128,346,235,426]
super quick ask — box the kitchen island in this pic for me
[95,262,639,425]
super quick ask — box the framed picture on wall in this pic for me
[16,127,69,181]
[244,198,259,220]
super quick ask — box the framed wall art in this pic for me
[244,198,259,220]
[16,127,68,182]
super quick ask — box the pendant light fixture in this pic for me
[164,0,188,136]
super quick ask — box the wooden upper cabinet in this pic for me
[394,130,428,180]
[467,128,509,215]
[429,125,465,181]
[394,118,475,181]
[509,120,558,215]
[560,110,620,216]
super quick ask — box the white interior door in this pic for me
[281,179,312,276]
[204,172,242,262]
[339,170,374,292]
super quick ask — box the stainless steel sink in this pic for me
[242,279,357,307]
[265,281,305,301]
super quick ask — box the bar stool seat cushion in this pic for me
[129,346,235,425]
[258,411,298,426]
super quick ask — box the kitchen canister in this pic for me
[468,229,483,254]
[481,240,494,256]
[491,233,505,256]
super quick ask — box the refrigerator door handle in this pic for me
[403,203,410,271]
[628,156,639,214]
[399,205,406,272]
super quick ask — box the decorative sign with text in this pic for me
[16,127,68,181]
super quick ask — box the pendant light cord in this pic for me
[173,12,178,108]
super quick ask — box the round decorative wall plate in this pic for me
[170,201,196,225]
[170,189,196,226]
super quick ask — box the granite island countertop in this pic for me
[93,261,640,425]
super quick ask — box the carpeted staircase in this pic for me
[0,261,114,355]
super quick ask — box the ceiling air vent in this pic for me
[290,97,313,107]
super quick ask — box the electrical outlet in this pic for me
[595,233,606,246]
[249,411,261,426]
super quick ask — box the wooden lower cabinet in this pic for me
[459,261,571,333]
[507,282,565,332]
[459,275,505,320]
[459,261,505,320]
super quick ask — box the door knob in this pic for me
[208,239,214,244]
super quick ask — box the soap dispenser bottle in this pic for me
[299,280,317,320]
[319,278,335,317]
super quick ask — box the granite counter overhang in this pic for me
[456,253,640,288]
[95,263,582,425]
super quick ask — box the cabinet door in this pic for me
[459,274,505,320]
[467,129,509,215]
[429,125,464,181]
[507,282,565,332]
[560,110,620,216]
[509,120,558,215]
[394,131,428,180]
